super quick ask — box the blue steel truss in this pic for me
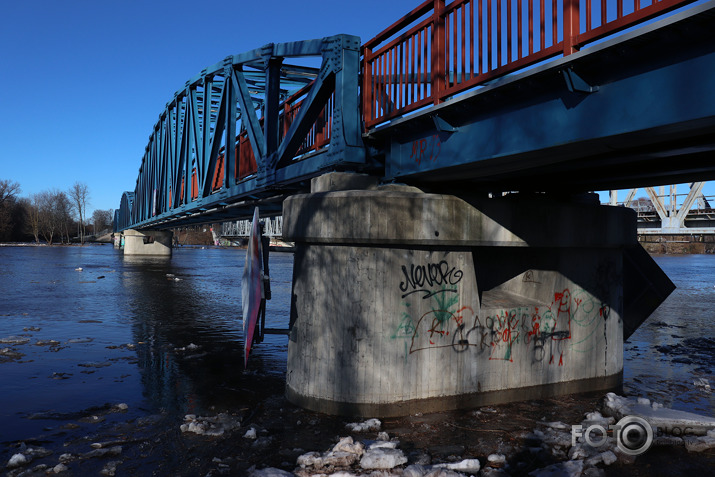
[116,35,364,231]
[116,2,715,232]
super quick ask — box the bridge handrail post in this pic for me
[563,0,580,56]
[362,45,373,129]
[432,0,446,104]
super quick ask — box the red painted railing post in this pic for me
[362,46,373,128]
[563,0,580,55]
[432,0,446,104]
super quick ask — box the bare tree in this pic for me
[68,182,90,244]
[0,180,20,204]
[27,195,41,243]
[34,189,72,245]
[37,191,57,244]
[55,192,72,243]
[91,209,113,236]
[0,180,21,240]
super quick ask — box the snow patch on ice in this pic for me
[345,418,381,432]
[7,453,28,468]
[359,447,407,470]
[433,458,481,473]
[296,436,365,471]
[0,336,30,345]
[180,413,240,436]
[694,377,711,392]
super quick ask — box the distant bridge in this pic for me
[221,216,283,238]
[114,0,715,231]
[609,182,715,234]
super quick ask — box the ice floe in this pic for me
[0,336,30,345]
[432,458,481,474]
[0,347,24,361]
[359,447,408,469]
[345,418,381,432]
[694,377,711,392]
[603,391,715,435]
[5,446,53,469]
[180,413,241,436]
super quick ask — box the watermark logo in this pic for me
[572,415,654,456]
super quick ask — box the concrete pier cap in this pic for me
[122,229,173,256]
[282,172,673,417]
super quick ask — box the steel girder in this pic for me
[114,192,135,232]
[369,2,715,194]
[115,35,364,232]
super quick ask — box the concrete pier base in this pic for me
[123,229,173,256]
[282,173,673,417]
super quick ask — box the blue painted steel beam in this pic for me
[372,2,715,193]
[115,35,364,232]
[115,4,715,232]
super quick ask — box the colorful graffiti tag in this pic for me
[393,262,609,366]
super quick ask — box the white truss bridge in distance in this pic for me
[221,216,283,238]
[607,182,715,234]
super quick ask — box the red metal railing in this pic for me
[362,0,697,127]
[204,83,334,192]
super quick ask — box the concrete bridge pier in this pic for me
[282,173,673,417]
[122,229,173,256]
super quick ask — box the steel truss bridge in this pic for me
[115,0,715,232]
[609,182,715,234]
[222,216,283,238]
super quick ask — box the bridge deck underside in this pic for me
[372,4,715,194]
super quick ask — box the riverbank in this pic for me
[639,234,715,254]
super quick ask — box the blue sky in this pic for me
[0,0,420,215]
[1,0,709,217]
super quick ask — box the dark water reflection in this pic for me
[624,254,715,415]
[0,246,713,447]
[0,245,291,443]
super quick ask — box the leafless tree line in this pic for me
[0,179,113,244]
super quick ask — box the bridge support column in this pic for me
[122,229,173,256]
[282,173,673,417]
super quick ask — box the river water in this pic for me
[0,245,713,471]
[0,245,293,445]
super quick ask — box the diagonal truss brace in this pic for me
[645,183,706,231]
[116,34,365,230]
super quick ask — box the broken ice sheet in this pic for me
[345,418,381,432]
[0,336,30,345]
[0,347,25,362]
[180,413,241,436]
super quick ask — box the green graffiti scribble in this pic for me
[431,285,459,325]
[391,311,417,340]
[392,308,418,360]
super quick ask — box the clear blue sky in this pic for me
[1,0,710,217]
[0,0,420,216]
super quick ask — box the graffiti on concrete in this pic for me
[399,261,463,299]
[393,281,609,366]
